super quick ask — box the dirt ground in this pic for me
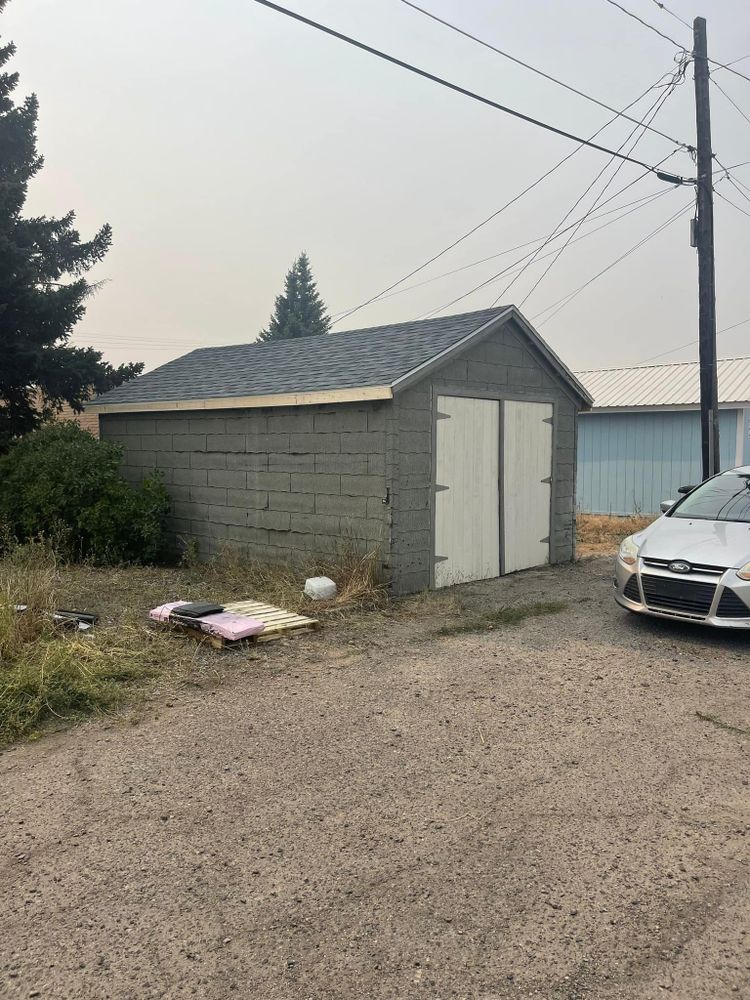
[1,556,749,1000]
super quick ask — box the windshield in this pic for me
[672,473,750,522]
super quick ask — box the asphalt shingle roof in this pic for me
[94,309,508,406]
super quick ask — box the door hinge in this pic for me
[436,411,451,420]
[434,483,449,493]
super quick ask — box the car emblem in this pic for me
[668,561,691,574]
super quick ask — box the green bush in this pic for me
[0,422,170,564]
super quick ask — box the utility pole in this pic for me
[693,16,720,479]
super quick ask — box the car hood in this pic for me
[639,516,750,568]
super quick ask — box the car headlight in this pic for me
[737,562,750,581]
[618,535,640,566]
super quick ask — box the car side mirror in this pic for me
[677,484,697,495]
[660,499,675,513]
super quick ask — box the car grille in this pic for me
[641,557,726,576]
[623,576,641,602]
[716,588,750,619]
[641,575,716,617]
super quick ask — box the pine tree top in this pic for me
[260,252,330,343]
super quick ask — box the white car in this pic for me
[614,466,750,628]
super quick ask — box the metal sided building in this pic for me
[90,307,591,595]
[576,357,750,516]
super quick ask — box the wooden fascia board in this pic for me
[88,385,394,415]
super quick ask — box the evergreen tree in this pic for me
[0,4,142,451]
[259,252,330,342]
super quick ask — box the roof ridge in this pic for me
[188,307,508,354]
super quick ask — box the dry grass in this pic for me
[397,589,466,619]
[577,513,655,557]
[0,541,57,660]
[199,543,387,614]
[50,543,387,626]
[0,541,387,746]
[0,544,176,745]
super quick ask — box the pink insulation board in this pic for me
[148,602,265,640]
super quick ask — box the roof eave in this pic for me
[584,401,750,413]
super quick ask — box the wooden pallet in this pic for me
[224,600,320,642]
[162,602,319,650]
[166,600,320,649]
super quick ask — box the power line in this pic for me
[418,163,679,320]
[391,189,672,313]
[603,0,750,86]
[709,157,750,206]
[494,124,666,310]
[709,58,750,87]
[715,187,750,220]
[638,317,750,364]
[601,0,686,48]
[251,0,694,181]
[710,77,750,128]
[330,147,580,325]
[350,189,669,308]
[648,0,692,32]
[511,65,687,309]
[491,63,688,308]
[728,172,750,199]
[531,199,693,325]
[401,0,692,149]
[70,334,223,349]
[331,64,690,325]
[726,176,750,207]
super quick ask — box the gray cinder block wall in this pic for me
[100,403,391,572]
[101,321,581,593]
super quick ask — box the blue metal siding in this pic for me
[577,409,739,514]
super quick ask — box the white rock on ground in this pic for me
[303,576,337,600]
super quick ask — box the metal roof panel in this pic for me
[576,356,750,408]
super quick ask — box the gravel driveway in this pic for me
[1,557,749,1000]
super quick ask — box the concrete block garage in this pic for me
[91,307,591,594]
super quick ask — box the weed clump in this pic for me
[196,542,387,613]
[0,542,158,746]
[436,601,567,637]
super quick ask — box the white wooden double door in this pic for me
[434,395,553,588]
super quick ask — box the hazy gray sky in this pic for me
[7,0,750,372]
